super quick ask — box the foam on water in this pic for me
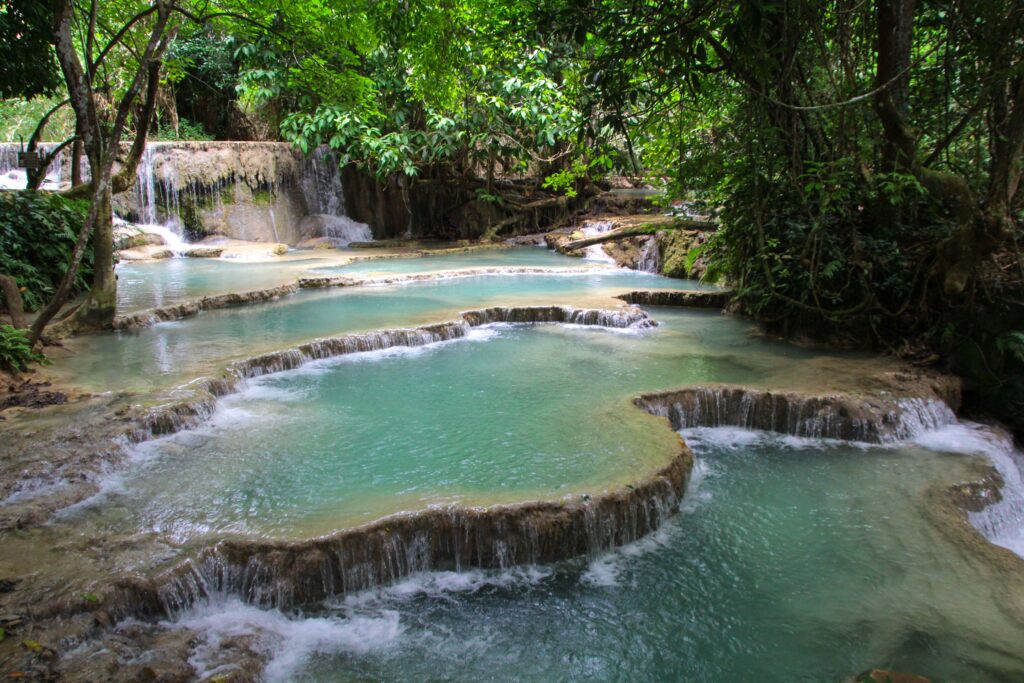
[914,423,1024,558]
[580,220,619,265]
[166,597,402,683]
[133,223,191,253]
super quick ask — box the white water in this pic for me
[300,145,347,216]
[580,220,618,265]
[637,235,660,273]
[0,143,67,191]
[165,597,402,682]
[915,423,1024,558]
[130,145,192,251]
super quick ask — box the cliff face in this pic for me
[113,142,311,244]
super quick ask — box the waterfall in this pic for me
[0,142,69,191]
[298,145,373,246]
[912,423,1024,559]
[972,441,1024,558]
[638,236,661,273]
[131,144,191,251]
[636,386,957,444]
[300,145,346,216]
[580,220,618,264]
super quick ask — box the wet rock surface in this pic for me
[616,289,732,308]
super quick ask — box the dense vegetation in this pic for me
[0,191,90,311]
[0,0,1022,430]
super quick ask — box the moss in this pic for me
[251,188,274,205]
[659,230,702,278]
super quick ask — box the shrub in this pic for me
[0,191,91,311]
[0,323,45,373]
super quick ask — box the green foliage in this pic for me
[0,191,91,312]
[0,323,45,373]
[0,0,62,99]
[153,117,214,141]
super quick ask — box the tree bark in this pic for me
[0,275,27,330]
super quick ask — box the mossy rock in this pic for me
[659,230,703,279]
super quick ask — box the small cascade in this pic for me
[116,447,691,617]
[580,220,618,265]
[461,305,654,329]
[972,441,1024,557]
[914,424,1024,559]
[0,142,69,190]
[300,145,346,216]
[637,386,957,444]
[131,144,191,251]
[637,235,661,273]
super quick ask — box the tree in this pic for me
[27,0,176,341]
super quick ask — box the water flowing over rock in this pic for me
[108,304,683,616]
[636,385,958,443]
[615,290,732,309]
[0,142,72,190]
[637,236,661,272]
[120,142,309,244]
[299,145,347,216]
[115,142,362,246]
[115,446,691,616]
[129,306,654,440]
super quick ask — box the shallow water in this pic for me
[76,313,831,541]
[56,270,714,392]
[27,248,1024,681]
[115,256,328,311]
[312,246,584,275]
[169,430,1024,683]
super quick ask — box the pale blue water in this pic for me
[287,432,1023,682]
[312,247,583,275]
[115,257,328,311]
[61,270,715,391]
[47,250,1024,682]
[91,311,826,540]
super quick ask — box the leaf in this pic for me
[21,640,43,653]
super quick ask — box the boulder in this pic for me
[117,245,173,261]
[183,247,223,258]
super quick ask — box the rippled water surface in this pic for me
[311,246,581,275]
[58,269,713,391]
[115,256,328,311]
[40,248,1024,682]
[168,430,1024,682]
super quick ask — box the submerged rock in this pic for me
[849,670,932,683]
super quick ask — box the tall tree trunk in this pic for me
[73,186,116,326]
[71,139,83,186]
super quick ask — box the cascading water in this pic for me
[580,220,618,265]
[914,423,1024,558]
[300,145,346,216]
[638,235,661,273]
[131,144,191,253]
[0,142,68,191]
[298,145,373,246]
